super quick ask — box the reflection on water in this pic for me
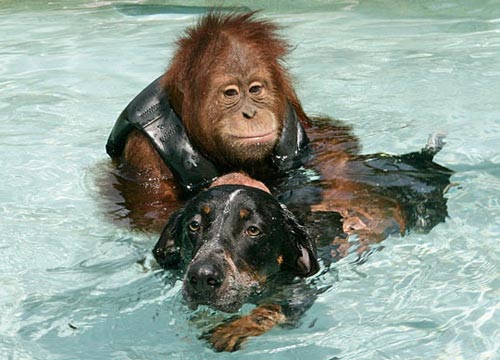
[1,1,500,359]
[114,4,251,16]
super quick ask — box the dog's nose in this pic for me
[187,263,223,292]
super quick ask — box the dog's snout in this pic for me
[187,262,223,292]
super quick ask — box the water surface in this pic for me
[1,1,500,359]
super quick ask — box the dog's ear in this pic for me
[153,209,184,269]
[281,204,319,277]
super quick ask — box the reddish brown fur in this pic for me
[161,12,309,162]
[210,173,270,193]
[123,129,172,183]
[162,12,308,125]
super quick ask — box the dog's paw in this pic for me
[205,317,252,352]
[202,305,286,352]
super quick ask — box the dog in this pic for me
[153,174,338,351]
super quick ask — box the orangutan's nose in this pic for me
[242,105,257,119]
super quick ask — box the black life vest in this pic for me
[106,76,309,192]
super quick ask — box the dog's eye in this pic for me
[188,220,201,232]
[245,225,262,237]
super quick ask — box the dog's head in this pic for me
[153,184,319,313]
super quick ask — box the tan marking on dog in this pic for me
[202,205,211,215]
[239,208,250,219]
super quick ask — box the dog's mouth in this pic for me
[184,294,244,313]
[183,285,247,313]
[182,267,262,313]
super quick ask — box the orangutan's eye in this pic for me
[249,82,263,95]
[246,225,262,237]
[224,86,239,98]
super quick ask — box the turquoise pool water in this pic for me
[1,1,500,359]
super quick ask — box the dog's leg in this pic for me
[205,304,286,352]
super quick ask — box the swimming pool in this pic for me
[1,0,499,359]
